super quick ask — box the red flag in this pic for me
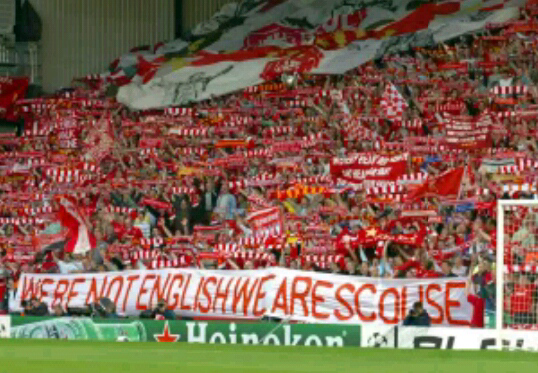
[407,167,465,201]
[0,77,29,120]
[57,197,96,255]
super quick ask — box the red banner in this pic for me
[407,167,465,201]
[139,137,165,149]
[0,77,29,120]
[330,153,408,185]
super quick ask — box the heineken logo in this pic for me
[154,321,180,343]
[168,322,357,347]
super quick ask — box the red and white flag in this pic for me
[247,207,283,236]
[57,197,96,254]
[380,82,408,120]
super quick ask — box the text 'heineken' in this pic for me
[182,322,359,347]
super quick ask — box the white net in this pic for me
[500,204,538,330]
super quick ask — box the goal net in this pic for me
[497,200,538,350]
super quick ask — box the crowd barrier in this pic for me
[1,315,537,350]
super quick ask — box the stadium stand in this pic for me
[0,0,538,330]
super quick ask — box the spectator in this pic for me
[153,299,176,320]
[195,179,219,225]
[215,184,237,221]
[52,304,66,317]
[27,297,49,316]
[172,197,193,235]
[466,256,485,328]
[441,261,457,277]
[134,208,152,238]
[506,274,537,325]
[53,252,84,274]
[403,302,431,327]
[0,264,8,314]
[452,254,468,277]
[473,256,496,312]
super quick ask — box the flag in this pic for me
[407,167,465,201]
[83,118,114,162]
[57,197,96,255]
[247,207,283,236]
[115,0,522,110]
[0,77,29,120]
[380,82,408,120]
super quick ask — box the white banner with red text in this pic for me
[11,268,471,326]
[330,153,408,187]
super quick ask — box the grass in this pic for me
[0,339,537,373]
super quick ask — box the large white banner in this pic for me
[12,268,471,326]
[116,1,522,109]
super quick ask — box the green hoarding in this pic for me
[10,316,361,347]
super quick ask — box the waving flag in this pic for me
[380,82,408,120]
[407,167,465,201]
[83,118,114,162]
[57,197,96,255]
[113,0,524,109]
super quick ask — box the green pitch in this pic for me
[0,339,536,373]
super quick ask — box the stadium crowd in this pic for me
[1,3,538,326]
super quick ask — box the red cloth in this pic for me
[407,167,465,201]
[111,221,127,241]
[0,77,29,120]
[510,284,535,314]
[40,261,57,272]
[57,198,96,254]
[126,227,144,240]
[0,278,6,304]
[417,269,442,278]
[394,260,441,278]
[467,294,485,328]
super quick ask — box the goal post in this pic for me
[496,199,538,351]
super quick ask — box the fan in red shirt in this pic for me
[394,249,441,279]
[466,259,485,328]
[0,273,6,314]
[112,217,144,242]
[507,274,537,325]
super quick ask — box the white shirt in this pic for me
[452,265,468,277]
[57,260,84,274]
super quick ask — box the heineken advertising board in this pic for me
[10,316,361,347]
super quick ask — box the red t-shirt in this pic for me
[0,278,6,306]
[510,284,535,314]
[126,227,144,240]
[467,294,485,328]
[111,221,127,240]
